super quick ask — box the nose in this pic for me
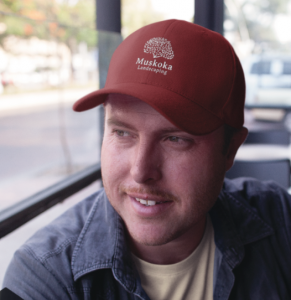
[130,140,162,184]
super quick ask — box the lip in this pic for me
[128,195,174,217]
[127,192,171,203]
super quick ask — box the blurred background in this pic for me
[0,0,99,210]
[1,0,291,287]
[0,0,196,210]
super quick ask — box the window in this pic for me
[0,0,100,211]
[224,0,291,106]
[250,61,271,75]
[0,0,196,287]
[283,61,291,74]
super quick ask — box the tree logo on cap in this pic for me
[144,37,174,60]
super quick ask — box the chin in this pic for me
[130,233,172,247]
[126,222,186,247]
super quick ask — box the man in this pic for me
[3,19,291,299]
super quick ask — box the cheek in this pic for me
[162,154,203,198]
[165,149,225,197]
[101,139,131,187]
[195,149,226,201]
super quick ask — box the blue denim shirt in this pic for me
[3,178,291,299]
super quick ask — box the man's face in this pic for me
[101,94,229,247]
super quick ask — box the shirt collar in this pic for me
[71,190,146,296]
[209,178,274,269]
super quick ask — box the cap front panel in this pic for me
[74,19,245,131]
[105,20,175,88]
[106,20,236,121]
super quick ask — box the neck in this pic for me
[129,216,207,265]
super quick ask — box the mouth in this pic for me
[135,197,170,206]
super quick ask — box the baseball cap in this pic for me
[73,19,245,135]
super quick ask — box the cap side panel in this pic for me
[221,44,245,128]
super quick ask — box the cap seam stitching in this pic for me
[163,19,179,36]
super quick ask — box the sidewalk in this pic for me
[0,85,97,116]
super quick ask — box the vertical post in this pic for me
[95,0,122,161]
[194,0,224,35]
[96,0,121,33]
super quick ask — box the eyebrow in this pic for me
[106,118,136,131]
[107,117,189,136]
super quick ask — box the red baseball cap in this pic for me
[73,19,245,135]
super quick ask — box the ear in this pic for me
[225,127,248,171]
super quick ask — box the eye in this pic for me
[166,135,194,148]
[168,136,181,142]
[114,130,129,137]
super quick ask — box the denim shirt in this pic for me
[3,178,291,299]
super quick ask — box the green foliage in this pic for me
[56,0,97,48]
[0,0,97,50]
[0,0,22,12]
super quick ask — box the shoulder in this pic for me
[3,189,108,299]
[24,189,106,260]
[223,176,288,198]
[217,178,291,300]
[223,177,291,210]
[222,177,291,235]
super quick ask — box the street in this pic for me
[0,86,102,209]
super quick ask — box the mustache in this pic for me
[119,185,179,202]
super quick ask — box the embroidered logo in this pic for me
[144,37,174,60]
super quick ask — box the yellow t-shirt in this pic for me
[131,215,215,300]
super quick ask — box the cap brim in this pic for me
[73,83,224,135]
